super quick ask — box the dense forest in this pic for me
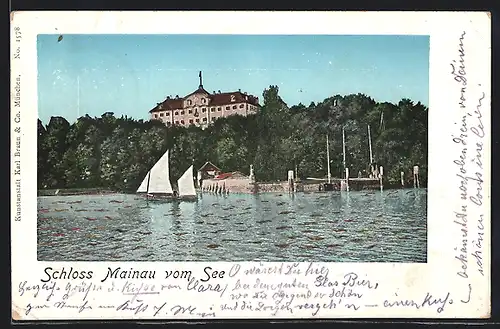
[38,86,428,192]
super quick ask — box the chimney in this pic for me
[175,95,179,99]
[166,96,170,100]
[218,90,221,94]
[238,88,241,92]
[213,91,216,94]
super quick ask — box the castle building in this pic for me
[149,72,260,128]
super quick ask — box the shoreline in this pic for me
[37,186,427,197]
[37,188,118,197]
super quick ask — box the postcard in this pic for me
[11,11,490,320]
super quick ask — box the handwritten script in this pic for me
[13,263,456,319]
[450,30,487,305]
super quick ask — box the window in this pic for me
[230,95,236,102]
[160,113,164,117]
[232,105,237,109]
[202,108,206,113]
[181,111,185,115]
[211,117,216,122]
[167,122,171,126]
[189,119,193,124]
[196,119,200,123]
[188,109,192,114]
[187,100,192,106]
[239,104,244,108]
[181,120,185,124]
[175,121,179,124]
[211,107,215,112]
[175,111,178,115]
[225,106,230,110]
[217,107,221,111]
[166,112,170,116]
[202,98,206,104]
[203,118,207,122]
[154,114,158,118]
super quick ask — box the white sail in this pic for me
[136,171,150,193]
[147,150,173,194]
[177,165,196,197]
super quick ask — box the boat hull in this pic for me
[176,195,198,202]
[136,193,198,203]
[140,193,175,202]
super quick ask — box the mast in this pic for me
[368,124,373,164]
[146,171,151,200]
[326,134,331,184]
[146,171,151,194]
[342,127,346,176]
[77,75,80,118]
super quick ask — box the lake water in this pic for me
[37,189,427,262]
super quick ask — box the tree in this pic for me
[37,90,428,191]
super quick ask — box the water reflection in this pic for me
[37,189,427,262]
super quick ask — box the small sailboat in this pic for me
[177,165,197,201]
[136,150,174,201]
[136,150,197,202]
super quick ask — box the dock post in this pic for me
[401,171,405,187]
[249,164,255,183]
[288,170,294,194]
[345,167,350,192]
[413,165,420,188]
[379,166,384,191]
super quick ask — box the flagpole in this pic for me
[77,75,80,118]
[368,124,373,164]
[326,134,331,184]
[342,127,346,176]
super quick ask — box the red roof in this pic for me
[150,89,259,113]
[185,87,210,98]
[150,98,184,113]
[209,91,259,107]
[215,173,234,180]
[214,171,247,180]
[198,161,221,172]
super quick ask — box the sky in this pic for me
[37,34,429,125]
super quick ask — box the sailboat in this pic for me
[136,149,174,200]
[136,150,197,201]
